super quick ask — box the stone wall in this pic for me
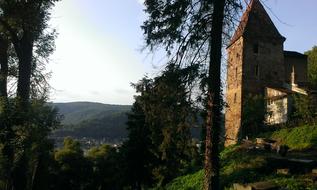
[225,37,244,145]
[225,36,285,145]
[242,38,285,95]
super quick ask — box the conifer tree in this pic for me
[142,0,241,189]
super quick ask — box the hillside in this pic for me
[53,102,131,125]
[51,102,202,144]
[164,125,317,190]
[51,102,131,142]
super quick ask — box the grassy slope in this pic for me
[165,125,317,190]
[263,125,317,150]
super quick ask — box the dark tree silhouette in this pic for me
[0,1,60,190]
[142,0,241,189]
[0,0,59,109]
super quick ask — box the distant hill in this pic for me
[51,102,131,142]
[51,101,201,144]
[53,102,131,125]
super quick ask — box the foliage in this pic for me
[0,1,60,189]
[0,0,60,102]
[241,94,266,138]
[146,65,200,185]
[120,98,154,189]
[266,125,317,150]
[142,1,242,189]
[142,0,240,65]
[52,102,201,144]
[291,94,316,124]
[54,138,93,190]
[164,142,317,190]
[219,146,268,187]
[164,170,204,190]
[0,100,61,190]
[163,144,269,190]
[271,176,316,190]
[164,123,317,189]
[53,111,129,141]
[53,102,131,125]
[305,46,317,88]
[86,144,121,190]
[123,64,201,187]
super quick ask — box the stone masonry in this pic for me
[225,0,308,145]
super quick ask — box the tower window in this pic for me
[255,65,259,77]
[234,93,237,103]
[253,43,259,54]
[235,67,238,78]
[267,99,273,105]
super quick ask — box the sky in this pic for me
[48,0,317,105]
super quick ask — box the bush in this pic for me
[164,170,203,190]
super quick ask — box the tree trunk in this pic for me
[0,37,8,99]
[11,33,34,190]
[16,37,33,110]
[0,36,14,190]
[204,0,226,189]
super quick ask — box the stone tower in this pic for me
[225,0,287,145]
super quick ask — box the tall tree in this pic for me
[204,1,226,189]
[0,35,8,99]
[142,0,240,189]
[124,65,199,187]
[0,0,59,109]
[305,46,317,89]
[150,66,198,185]
[121,95,153,189]
[0,1,60,190]
[54,137,93,190]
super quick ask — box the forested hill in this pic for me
[53,102,131,125]
[51,102,132,142]
[51,102,201,143]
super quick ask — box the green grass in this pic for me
[262,125,317,150]
[164,170,203,190]
[164,125,317,190]
[165,146,269,190]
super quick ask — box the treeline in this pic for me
[49,65,204,190]
[53,111,129,140]
[0,1,62,190]
[121,64,203,188]
[31,65,205,190]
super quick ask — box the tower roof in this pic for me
[228,0,285,47]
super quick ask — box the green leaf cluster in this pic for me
[122,64,201,188]
[305,46,317,88]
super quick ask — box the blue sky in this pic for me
[48,0,317,105]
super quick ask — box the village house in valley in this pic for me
[225,0,309,145]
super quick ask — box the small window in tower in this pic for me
[253,43,259,54]
[234,93,237,103]
[235,67,238,78]
[255,65,260,77]
[267,99,273,105]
